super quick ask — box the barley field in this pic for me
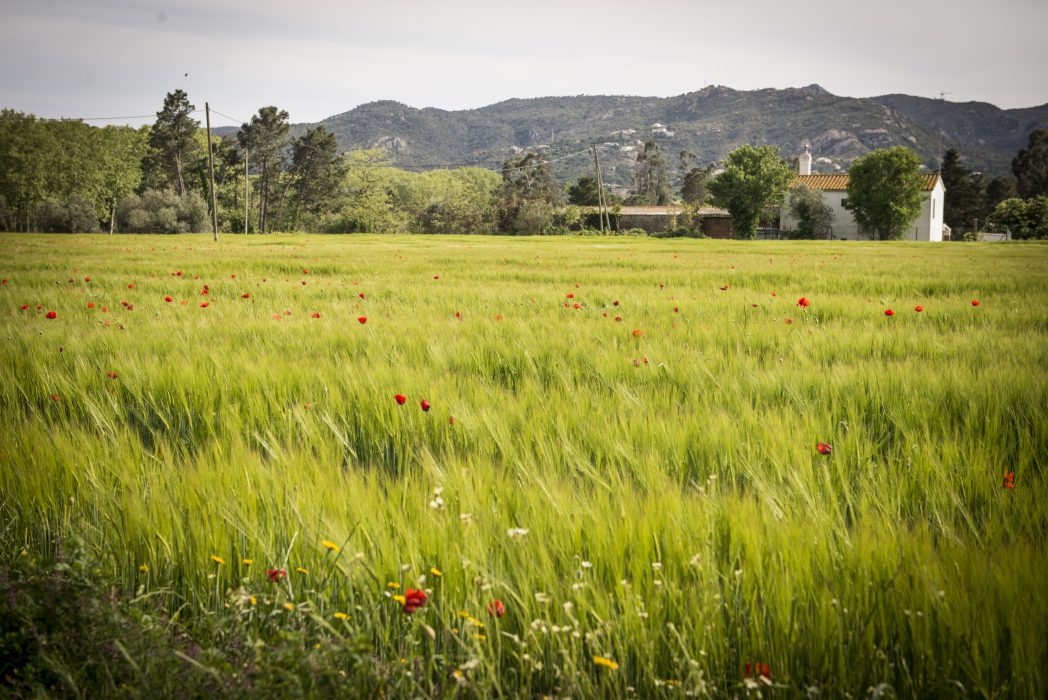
[1,233,1047,698]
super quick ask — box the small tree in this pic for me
[989,196,1048,239]
[497,152,560,233]
[1012,130,1048,199]
[843,147,924,240]
[567,176,601,205]
[237,106,290,233]
[680,164,714,206]
[147,90,201,196]
[940,149,985,233]
[788,185,833,238]
[707,145,794,239]
[629,140,671,205]
[289,126,346,228]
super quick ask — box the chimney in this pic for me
[799,144,812,176]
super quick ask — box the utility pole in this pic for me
[591,145,605,233]
[205,102,219,241]
[244,148,249,234]
[594,146,611,231]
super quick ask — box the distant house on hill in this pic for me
[780,146,948,241]
[579,205,734,237]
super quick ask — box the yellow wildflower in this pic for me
[138,564,149,573]
[250,596,257,606]
[211,555,225,565]
[20,549,28,557]
[334,611,349,620]
[387,582,401,589]
[393,595,406,604]
[593,656,619,670]
[474,633,487,640]
[296,567,309,575]
[322,540,339,552]
[431,567,442,577]
[242,559,253,566]
[283,602,295,611]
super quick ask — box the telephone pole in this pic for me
[592,145,605,233]
[244,148,249,234]
[205,102,219,241]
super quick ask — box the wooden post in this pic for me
[205,102,219,241]
[244,148,249,234]
[593,145,611,231]
[591,146,604,233]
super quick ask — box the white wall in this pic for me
[782,183,944,241]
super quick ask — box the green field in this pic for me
[2,234,1047,698]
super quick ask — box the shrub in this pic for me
[116,189,208,234]
[34,196,100,233]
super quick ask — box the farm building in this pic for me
[780,146,947,241]
[580,205,734,237]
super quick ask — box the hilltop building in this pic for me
[780,145,948,241]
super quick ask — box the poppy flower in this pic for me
[1,279,6,284]
[358,292,365,299]
[488,599,506,618]
[86,302,95,309]
[743,662,772,681]
[84,277,91,282]
[51,393,59,401]
[20,304,29,310]
[817,442,832,455]
[613,300,620,306]
[45,310,57,319]
[302,269,309,275]
[127,284,134,289]
[632,329,644,337]
[454,311,462,319]
[433,275,440,280]
[1003,471,1015,490]
[971,300,980,307]
[884,309,895,317]
[242,293,250,299]
[614,315,622,322]
[494,314,504,321]
[785,318,794,324]
[720,284,729,291]
[915,305,924,312]
[301,280,307,285]
[566,293,574,299]
[267,568,287,582]
[402,588,428,614]
[573,303,581,309]
[673,306,679,312]
[357,316,367,324]
[200,302,209,308]
[36,305,42,310]
[797,297,810,308]
[394,394,407,405]
[106,371,118,379]
[420,399,431,412]
[68,277,75,283]
[164,296,173,302]
[311,312,321,318]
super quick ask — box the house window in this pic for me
[932,199,936,218]
[841,198,848,208]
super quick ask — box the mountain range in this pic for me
[219,85,1048,190]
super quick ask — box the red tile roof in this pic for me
[791,173,942,192]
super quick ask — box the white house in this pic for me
[780,146,947,241]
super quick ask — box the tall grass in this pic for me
[2,234,1047,696]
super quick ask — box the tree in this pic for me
[237,106,290,233]
[983,175,1017,215]
[1012,129,1048,199]
[567,176,601,205]
[843,147,924,240]
[787,185,833,238]
[497,152,560,233]
[94,126,149,232]
[707,144,794,239]
[147,90,200,196]
[940,148,985,233]
[629,139,670,205]
[989,196,1048,239]
[680,164,714,206]
[333,148,400,233]
[289,126,346,227]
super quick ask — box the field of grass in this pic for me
[2,233,1047,698]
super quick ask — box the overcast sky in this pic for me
[2,0,1046,129]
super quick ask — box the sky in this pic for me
[1,0,1046,129]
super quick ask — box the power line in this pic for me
[62,110,204,122]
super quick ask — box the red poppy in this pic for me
[1,279,6,284]
[357,316,367,324]
[495,314,504,321]
[454,311,462,319]
[36,305,42,310]
[403,588,428,614]
[267,568,287,582]
[301,280,307,285]
[68,277,75,283]
[84,277,91,282]
[566,293,574,299]
[45,310,57,319]
[614,315,622,322]
[394,394,407,405]
[488,599,506,618]
[1003,471,1015,490]
[358,292,365,299]
[107,371,118,379]
[884,309,894,317]
[420,399,431,412]
[200,302,209,308]
[674,306,679,312]
[613,300,620,306]
[632,329,644,337]
[573,303,581,309]
[915,305,924,312]
[127,284,134,289]
[433,275,440,280]
[51,393,59,402]
[311,312,321,318]
[816,442,832,455]
[743,662,772,680]
[87,302,95,309]
[164,296,173,302]
[302,269,309,275]
[971,300,980,307]
[785,318,794,324]
[797,297,810,308]
[200,289,209,296]
[175,271,182,276]
[20,304,28,310]
[720,284,729,291]
[242,293,250,299]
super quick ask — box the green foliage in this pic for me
[147,90,201,196]
[680,164,714,206]
[34,196,100,233]
[1012,129,1048,199]
[628,139,671,205]
[787,185,833,238]
[567,176,601,205]
[989,196,1048,239]
[116,189,209,233]
[940,148,985,233]
[843,147,925,240]
[237,106,290,232]
[498,152,560,233]
[708,144,795,239]
[288,127,346,230]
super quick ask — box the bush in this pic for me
[116,189,208,234]
[34,196,100,233]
